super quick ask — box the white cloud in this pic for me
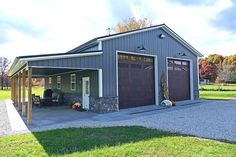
[131,0,235,56]
[0,0,235,62]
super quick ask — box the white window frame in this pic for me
[57,76,61,89]
[70,74,76,91]
[48,77,52,89]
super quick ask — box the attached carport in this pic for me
[7,51,103,125]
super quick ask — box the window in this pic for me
[118,63,129,68]
[118,54,129,60]
[48,77,52,89]
[57,76,61,89]
[174,60,182,65]
[182,61,188,65]
[70,74,76,91]
[131,64,142,69]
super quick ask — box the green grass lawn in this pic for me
[0,127,235,157]
[200,84,236,100]
[0,86,44,100]
[200,84,236,91]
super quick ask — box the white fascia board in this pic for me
[20,51,103,62]
[161,27,203,57]
[8,60,27,77]
[97,24,203,57]
[97,25,163,41]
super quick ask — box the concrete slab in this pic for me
[5,100,28,132]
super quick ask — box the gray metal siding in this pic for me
[28,55,103,69]
[44,70,98,97]
[83,45,98,52]
[102,28,199,100]
[29,27,199,100]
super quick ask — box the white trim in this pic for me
[166,57,194,100]
[117,50,157,57]
[197,56,200,93]
[82,76,90,110]
[46,69,84,77]
[154,56,159,105]
[48,77,52,89]
[116,50,159,108]
[30,66,100,70]
[98,25,203,57]
[19,51,103,62]
[56,76,61,89]
[98,41,102,50]
[98,25,163,41]
[161,27,203,57]
[8,51,103,76]
[70,74,76,91]
[98,69,103,97]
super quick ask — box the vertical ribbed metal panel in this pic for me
[29,28,199,100]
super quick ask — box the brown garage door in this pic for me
[118,53,155,109]
[167,59,190,101]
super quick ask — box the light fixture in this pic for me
[137,45,146,51]
[159,34,165,39]
[178,52,187,57]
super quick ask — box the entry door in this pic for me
[82,77,90,110]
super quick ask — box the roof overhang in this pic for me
[7,51,103,77]
[97,24,203,57]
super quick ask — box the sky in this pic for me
[0,0,236,61]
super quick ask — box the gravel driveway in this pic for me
[27,100,236,142]
[1,99,236,142]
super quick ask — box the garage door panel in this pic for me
[168,59,190,101]
[118,53,155,109]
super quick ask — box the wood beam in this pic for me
[15,76,18,107]
[12,77,15,104]
[27,67,32,125]
[18,72,22,111]
[11,77,13,100]
[22,70,26,116]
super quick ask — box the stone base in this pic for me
[90,97,118,113]
[63,93,82,105]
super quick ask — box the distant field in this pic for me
[200,84,236,91]
[0,86,44,100]
[199,84,236,100]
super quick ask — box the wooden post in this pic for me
[12,77,15,103]
[15,75,18,107]
[14,76,17,105]
[22,70,26,116]
[11,77,13,100]
[27,67,32,125]
[11,77,14,101]
[18,72,22,111]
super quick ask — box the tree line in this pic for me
[199,54,236,83]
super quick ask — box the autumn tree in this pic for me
[113,17,152,33]
[199,58,218,82]
[207,54,224,65]
[222,55,236,66]
[217,64,236,83]
[0,57,11,90]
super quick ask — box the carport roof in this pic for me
[8,50,103,77]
